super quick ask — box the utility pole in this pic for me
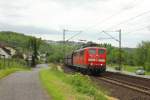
[63,29,66,44]
[62,29,82,60]
[3,55,5,68]
[63,29,66,59]
[119,29,122,70]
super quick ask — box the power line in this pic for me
[81,0,139,32]
[66,31,82,41]
[97,10,150,39]
[63,0,143,41]
[107,10,150,30]
[98,37,112,40]
[102,31,119,42]
[82,10,124,31]
[99,30,122,70]
[125,25,150,35]
[69,0,142,41]
[71,9,127,40]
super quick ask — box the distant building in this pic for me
[5,46,16,56]
[45,40,84,45]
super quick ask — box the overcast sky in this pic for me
[0,0,150,47]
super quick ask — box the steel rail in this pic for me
[99,77,150,96]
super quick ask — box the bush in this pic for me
[68,74,96,95]
[40,66,107,100]
[0,58,28,70]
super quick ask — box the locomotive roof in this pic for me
[84,47,106,49]
[73,47,106,53]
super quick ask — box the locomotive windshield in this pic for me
[98,49,105,54]
[89,49,96,54]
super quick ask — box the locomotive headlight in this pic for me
[98,59,105,62]
[88,58,96,62]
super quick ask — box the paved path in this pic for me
[0,65,50,100]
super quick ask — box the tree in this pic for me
[27,37,41,67]
[135,41,150,71]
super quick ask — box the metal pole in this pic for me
[63,29,66,59]
[63,29,65,43]
[100,30,122,70]
[119,29,122,70]
[3,55,5,68]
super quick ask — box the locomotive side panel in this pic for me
[73,49,86,68]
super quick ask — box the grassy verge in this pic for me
[124,66,150,75]
[0,59,30,79]
[0,67,29,79]
[145,71,150,75]
[39,64,107,100]
[123,65,139,73]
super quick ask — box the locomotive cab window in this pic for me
[89,49,96,54]
[98,49,105,54]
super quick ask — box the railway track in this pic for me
[98,75,150,96]
[63,65,150,99]
[104,72,150,87]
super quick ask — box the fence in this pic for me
[0,55,27,69]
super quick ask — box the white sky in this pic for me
[0,0,150,47]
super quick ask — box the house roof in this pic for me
[0,43,13,55]
[2,48,11,55]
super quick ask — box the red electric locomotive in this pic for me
[65,47,106,74]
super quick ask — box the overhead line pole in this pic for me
[63,29,66,59]
[62,29,81,60]
[63,29,66,44]
[101,29,122,70]
[119,29,122,70]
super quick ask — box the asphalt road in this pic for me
[0,64,50,100]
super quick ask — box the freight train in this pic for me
[64,47,106,74]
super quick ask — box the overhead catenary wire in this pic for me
[64,0,145,42]
[66,9,130,41]
[81,0,140,32]
[66,31,82,41]
[66,0,143,41]
[102,31,119,42]
[124,25,150,35]
[97,10,150,41]
[106,10,150,30]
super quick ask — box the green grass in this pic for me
[0,59,26,68]
[0,59,30,79]
[0,67,29,79]
[109,64,138,73]
[145,71,150,75]
[123,65,150,75]
[122,65,139,73]
[109,64,150,75]
[39,64,107,100]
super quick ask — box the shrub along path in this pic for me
[0,65,50,100]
